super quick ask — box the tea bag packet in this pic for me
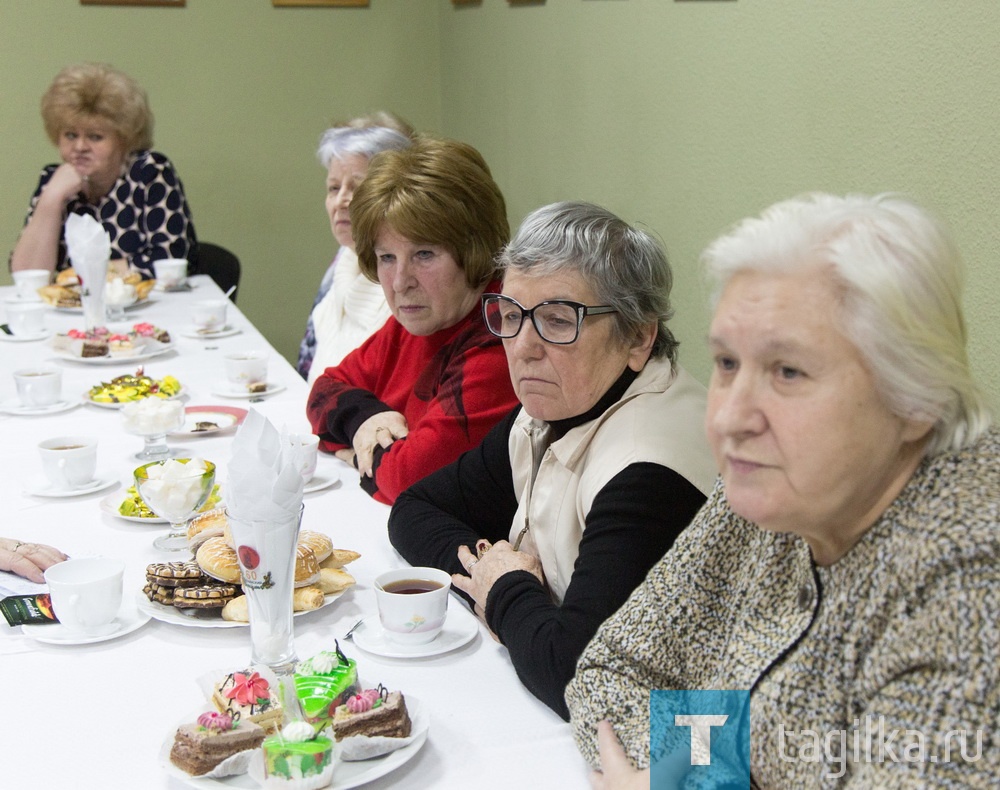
[65,214,111,295]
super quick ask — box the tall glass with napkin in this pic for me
[225,410,306,676]
[65,214,110,331]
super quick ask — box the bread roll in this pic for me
[317,567,355,595]
[197,536,241,583]
[221,586,327,623]
[56,268,79,287]
[187,508,227,550]
[294,545,320,588]
[319,549,361,569]
[298,530,333,562]
[134,279,156,300]
[221,595,247,622]
[293,586,325,611]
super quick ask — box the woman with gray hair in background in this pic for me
[567,193,997,788]
[297,114,412,380]
[388,201,718,720]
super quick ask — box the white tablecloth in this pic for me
[0,276,588,789]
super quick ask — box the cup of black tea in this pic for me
[374,567,452,645]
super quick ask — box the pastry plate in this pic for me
[53,342,175,365]
[169,405,248,437]
[304,468,341,495]
[100,490,166,524]
[0,398,77,416]
[51,296,155,314]
[352,602,480,659]
[210,383,286,400]
[83,389,184,410]
[0,329,52,343]
[136,589,346,629]
[100,490,225,525]
[22,475,117,498]
[178,325,241,340]
[158,697,428,790]
[21,596,150,645]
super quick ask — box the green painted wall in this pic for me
[3,0,998,411]
[440,0,1000,409]
[0,0,442,361]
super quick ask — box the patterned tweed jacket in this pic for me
[566,428,999,788]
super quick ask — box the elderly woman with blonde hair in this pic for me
[567,193,997,788]
[11,63,196,278]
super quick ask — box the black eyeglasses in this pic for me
[481,293,617,345]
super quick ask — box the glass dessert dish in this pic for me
[122,398,186,461]
[135,458,216,552]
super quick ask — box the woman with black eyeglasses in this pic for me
[388,201,717,720]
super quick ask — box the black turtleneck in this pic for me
[388,364,705,720]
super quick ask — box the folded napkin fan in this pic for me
[226,410,305,524]
[64,214,110,294]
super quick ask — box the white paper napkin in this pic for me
[226,410,305,523]
[64,214,110,293]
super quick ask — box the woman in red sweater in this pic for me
[306,137,518,504]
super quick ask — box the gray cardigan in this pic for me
[567,428,1000,788]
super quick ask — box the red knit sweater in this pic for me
[306,298,518,504]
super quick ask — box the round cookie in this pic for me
[173,583,239,610]
[146,561,208,588]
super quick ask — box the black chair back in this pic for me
[196,242,241,302]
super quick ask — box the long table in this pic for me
[0,276,589,789]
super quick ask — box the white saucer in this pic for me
[177,325,241,340]
[0,398,77,416]
[352,602,480,659]
[210,382,286,399]
[304,468,341,494]
[0,329,52,343]
[22,475,117,498]
[21,598,150,645]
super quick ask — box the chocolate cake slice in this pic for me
[331,689,412,741]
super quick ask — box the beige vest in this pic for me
[507,360,717,602]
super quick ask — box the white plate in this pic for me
[158,697,428,789]
[83,389,184,410]
[21,596,150,645]
[210,383,287,400]
[22,475,117,498]
[0,398,77,416]
[0,329,52,343]
[51,296,155,314]
[169,405,248,437]
[99,490,167,524]
[53,341,175,365]
[352,602,480,659]
[178,325,241,340]
[304,469,341,495]
[136,588,347,629]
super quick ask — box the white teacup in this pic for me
[153,258,188,289]
[287,433,319,482]
[14,367,61,408]
[45,557,124,636]
[38,436,97,490]
[191,299,228,331]
[224,350,268,393]
[12,269,51,301]
[7,300,47,336]
[374,567,452,645]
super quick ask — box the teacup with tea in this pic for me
[14,367,61,408]
[38,436,97,490]
[374,566,452,645]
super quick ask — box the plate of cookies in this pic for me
[138,520,360,628]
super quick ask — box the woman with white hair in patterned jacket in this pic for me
[568,193,998,789]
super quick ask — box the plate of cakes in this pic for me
[137,521,359,627]
[84,369,183,408]
[161,649,428,789]
[51,322,174,363]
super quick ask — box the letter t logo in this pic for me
[674,714,729,765]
